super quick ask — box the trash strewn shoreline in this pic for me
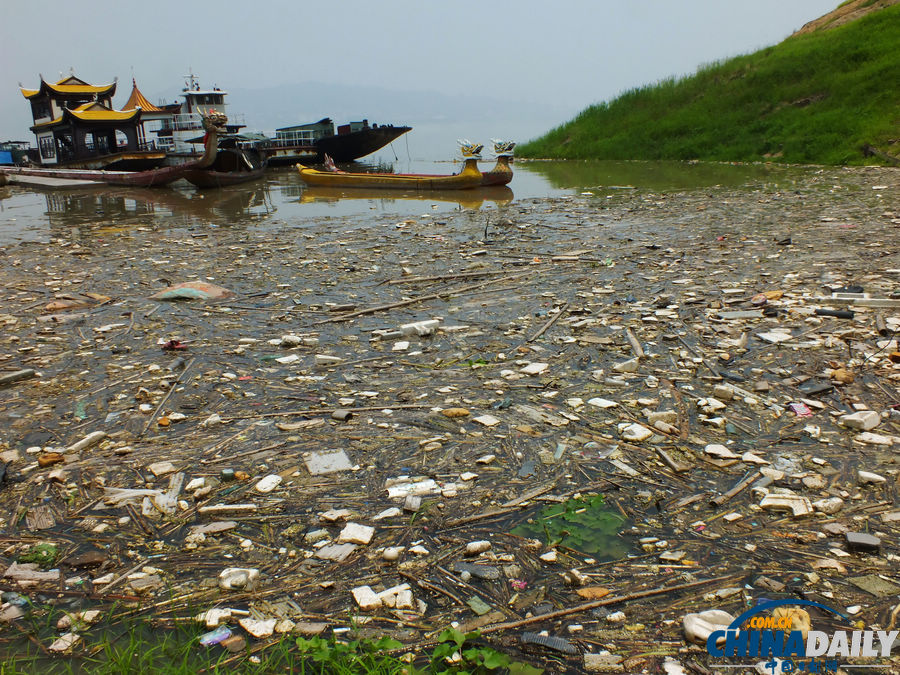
[1,166,898,672]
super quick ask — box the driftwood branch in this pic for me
[316,272,532,324]
[476,574,739,635]
[862,144,900,166]
[526,303,569,343]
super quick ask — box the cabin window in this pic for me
[39,136,55,158]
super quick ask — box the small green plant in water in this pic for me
[512,494,629,559]
[430,629,543,674]
[295,635,407,673]
[18,543,58,567]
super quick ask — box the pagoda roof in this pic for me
[124,79,162,112]
[31,103,141,130]
[21,75,117,100]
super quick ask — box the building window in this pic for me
[31,101,50,120]
[39,136,55,159]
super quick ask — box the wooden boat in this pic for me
[182,136,267,189]
[297,157,482,190]
[0,112,227,188]
[480,140,515,186]
[480,155,513,186]
[2,162,199,188]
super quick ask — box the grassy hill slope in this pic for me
[519,3,900,165]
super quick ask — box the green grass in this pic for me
[519,4,900,165]
[0,608,544,674]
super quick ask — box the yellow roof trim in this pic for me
[32,116,63,128]
[124,80,163,112]
[49,83,115,95]
[21,80,116,99]
[30,108,140,128]
[69,108,139,122]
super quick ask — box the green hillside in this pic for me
[518,3,900,165]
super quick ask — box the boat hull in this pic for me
[183,146,267,189]
[53,150,167,172]
[183,166,266,188]
[480,156,513,186]
[268,125,412,166]
[314,125,411,162]
[0,163,192,187]
[298,158,482,191]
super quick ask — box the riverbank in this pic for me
[1,165,898,672]
[519,3,900,165]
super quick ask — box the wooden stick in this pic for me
[476,574,738,635]
[526,303,569,343]
[201,441,287,465]
[138,357,194,438]
[316,272,532,324]
[443,482,558,528]
[655,447,689,473]
[400,571,466,607]
[223,403,432,421]
[625,327,645,359]
[710,470,760,507]
[384,269,512,286]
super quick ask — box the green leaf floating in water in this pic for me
[512,494,629,559]
[19,543,58,567]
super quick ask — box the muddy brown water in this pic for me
[0,161,898,672]
[0,160,799,245]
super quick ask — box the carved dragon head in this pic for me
[200,109,228,133]
[491,139,516,157]
[457,139,484,159]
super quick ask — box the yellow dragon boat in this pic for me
[480,140,515,186]
[297,157,482,191]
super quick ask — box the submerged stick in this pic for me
[223,403,432,421]
[476,574,738,635]
[138,358,194,438]
[710,470,760,508]
[384,269,512,286]
[526,303,569,343]
[316,272,532,324]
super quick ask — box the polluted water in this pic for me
[0,161,898,673]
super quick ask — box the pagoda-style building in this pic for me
[123,78,180,153]
[20,74,165,170]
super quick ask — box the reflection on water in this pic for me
[0,159,812,245]
[296,185,514,210]
[42,185,275,226]
[522,159,795,192]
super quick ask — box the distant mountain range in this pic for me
[218,81,568,133]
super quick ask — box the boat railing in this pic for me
[272,130,319,147]
[54,139,161,162]
[170,112,247,132]
[172,113,204,132]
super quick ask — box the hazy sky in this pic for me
[1,0,839,141]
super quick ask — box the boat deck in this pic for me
[4,174,100,188]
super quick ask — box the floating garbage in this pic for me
[0,160,898,673]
